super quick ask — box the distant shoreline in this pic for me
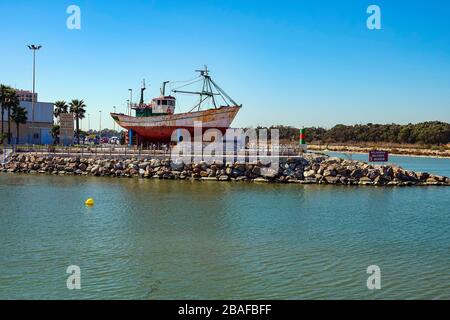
[307,144,450,159]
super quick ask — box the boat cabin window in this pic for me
[154,99,175,107]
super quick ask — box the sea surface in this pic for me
[0,155,449,299]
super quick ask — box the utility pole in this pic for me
[27,44,42,144]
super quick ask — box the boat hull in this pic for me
[111,106,241,142]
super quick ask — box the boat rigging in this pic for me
[172,66,240,112]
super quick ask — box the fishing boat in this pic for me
[111,67,242,143]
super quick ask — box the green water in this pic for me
[0,157,449,299]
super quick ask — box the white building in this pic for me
[20,100,54,144]
[0,98,54,145]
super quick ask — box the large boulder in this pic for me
[303,170,316,178]
[252,166,261,176]
[150,159,161,168]
[302,177,317,184]
[261,167,279,179]
[218,175,230,181]
[359,177,373,185]
[351,169,363,179]
[416,172,429,181]
[200,171,209,177]
[170,159,185,171]
[234,163,246,172]
[323,169,336,177]
[367,169,381,180]
[138,162,150,169]
[373,176,388,185]
[90,165,100,175]
[324,176,340,184]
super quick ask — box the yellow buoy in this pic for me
[85,198,95,206]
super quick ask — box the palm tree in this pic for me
[0,84,14,142]
[54,100,68,122]
[11,105,28,144]
[3,88,19,144]
[0,85,6,138]
[51,124,60,145]
[69,99,86,145]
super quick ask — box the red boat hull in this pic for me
[111,106,241,143]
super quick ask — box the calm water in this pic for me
[0,156,449,300]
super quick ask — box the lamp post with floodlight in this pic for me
[128,89,133,116]
[99,110,102,143]
[27,44,42,144]
[113,106,116,131]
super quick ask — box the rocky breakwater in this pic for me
[1,153,449,186]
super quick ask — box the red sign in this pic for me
[369,150,389,162]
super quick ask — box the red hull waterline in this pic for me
[111,105,241,143]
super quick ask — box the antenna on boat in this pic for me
[161,81,170,96]
[196,65,209,77]
[139,79,146,106]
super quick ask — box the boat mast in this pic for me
[139,79,146,106]
[161,81,170,96]
[173,66,233,112]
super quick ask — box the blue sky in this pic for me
[1,0,449,130]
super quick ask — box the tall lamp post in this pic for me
[87,113,90,132]
[128,89,133,116]
[113,106,116,132]
[99,110,102,142]
[28,44,42,144]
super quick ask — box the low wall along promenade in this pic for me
[1,153,449,186]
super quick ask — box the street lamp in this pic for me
[113,106,117,132]
[87,113,90,132]
[99,110,102,141]
[128,89,133,116]
[28,44,42,144]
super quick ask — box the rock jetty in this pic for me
[1,153,449,186]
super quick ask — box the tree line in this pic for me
[255,122,450,145]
